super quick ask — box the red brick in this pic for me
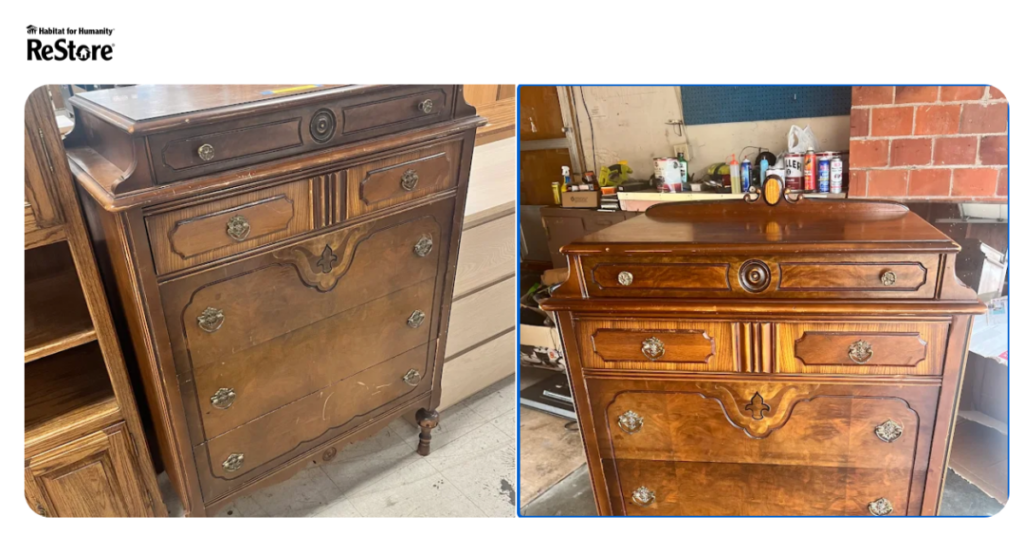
[915,105,960,135]
[867,169,908,197]
[940,86,986,102]
[989,86,1006,100]
[996,168,1007,197]
[895,86,939,104]
[850,108,869,138]
[871,107,914,136]
[848,169,867,197]
[961,103,1008,134]
[951,168,999,197]
[908,169,951,196]
[979,135,1008,165]
[852,86,894,106]
[849,139,889,168]
[934,137,978,165]
[891,138,932,166]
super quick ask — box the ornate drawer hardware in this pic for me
[881,270,897,286]
[197,307,225,333]
[875,419,903,443]
[321,447,338,462]
[848,340,874,364]
[226,215,251,242]
[210,387,236,410]
[309,109,336,143]
[641,337,665,360]
[744,392,770,420]
[739,259,771,293]
[419,99,434,114]
[867,497,894,516]
[617,271,634,286]
[222,453,245,473]
[403,369,421,386]
[401,169,420,191]
[197,143,215,162]
[316,244,338,273]
[414,236,434,258]
[631,486,656,507]
[407,309,426,329]
[617,410,643,434]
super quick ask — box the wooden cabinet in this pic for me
[65,85,484,516]
[544,182,984,516]
[540,207,638,268]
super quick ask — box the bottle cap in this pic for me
[730,154,739,165]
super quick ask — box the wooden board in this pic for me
[438,331,515,411]
[24,247,96,363]
[446,277,516,358]
[453,212,516,299]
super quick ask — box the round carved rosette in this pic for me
[309,109,336,143]
[739,259,771,293]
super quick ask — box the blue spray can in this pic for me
[741,157,752,192]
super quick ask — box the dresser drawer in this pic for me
[145,179,314,274]
[159,119,303,171]
[574,318,736,372]
[191,279,435,440]
[345,139,462,218]
[197,346,430,497]
[775,321,949,375]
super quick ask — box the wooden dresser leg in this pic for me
[415,408,439,456]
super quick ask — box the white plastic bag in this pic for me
[787,125,821,153]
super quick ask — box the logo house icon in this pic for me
[27,25,37,35]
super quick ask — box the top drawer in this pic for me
[583,253,940,300]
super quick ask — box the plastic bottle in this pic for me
[729,154,741,194]
[759,155,769,187]
[676,152,689,184]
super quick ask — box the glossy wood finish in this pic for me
[346,139,460,218]
[545,196,984,516]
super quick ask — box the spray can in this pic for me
[729,154,741,194]
[741,157,752,192]
[817,154,831,193]
[803,148,817,191]
[830,155,844,194]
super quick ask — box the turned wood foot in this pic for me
[415,408,439,456]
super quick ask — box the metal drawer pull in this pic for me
[875,420,903,443]
[210,388,236,410]
[401,170,419,191]
[848,340,873,364]
[419,99,434,114]
[617,271,634,286]
[226,215,251,242]
[881,271,897,286]
[641,337,665,361]
[414,236,433,257]
[222,453,244,473]
[197,307,225,333]
[617,410,643,434]
[632,486,656,507]
[407,310,426,329]
[868,497,893,516]
[403,369,421,386]
[197,143,215,161]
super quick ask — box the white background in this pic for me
[2,0,1019,532]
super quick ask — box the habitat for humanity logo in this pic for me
[27,25,115,61]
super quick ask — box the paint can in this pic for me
[783,153,804,191]
[654,157,683,192]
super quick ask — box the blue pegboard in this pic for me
[679,86,852,126]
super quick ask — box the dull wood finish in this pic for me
[543,192,984,517]
[67,85,483,516]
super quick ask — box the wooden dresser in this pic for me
[544,180,984,516]
[64,85,484,516]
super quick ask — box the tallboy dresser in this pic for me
[544,180,984,516]
[65,85,484,516]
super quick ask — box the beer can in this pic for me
[830,155,844,194]
[803,150,817,191]
[817,155,831,193]
[784,153,803,190]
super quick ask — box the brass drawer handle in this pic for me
[632,486,656,507]
[226,215,251,242]
[617,271,634,286]
[407,310,426,329]
[875,420,903,443]
[868,497,893,516]
[197,307,225,333]
[403,369,421,386]
[401,170,419,191]
[617,410,643,434]
[197,143,215,162]
[848,340,873,364]
[210,388,236,410]
[881,271,897,286]
[419,99,434,114]
[641,337,665,361]
[222,453,244,473]
[414,236,433,257]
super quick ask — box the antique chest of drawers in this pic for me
[544,182,984,516]
[64,85,484,516]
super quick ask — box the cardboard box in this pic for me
[561,190,600,208]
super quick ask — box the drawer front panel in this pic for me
[576,319,736,372]
[346,140,461,218]
[611,459,911,516]
[146,179,314,274]
[161,119,303,170]
[198,346,430,494]
[776,321,949,375]
[340,87,450,135]
[192,279,435,440]
[778,261,929,293]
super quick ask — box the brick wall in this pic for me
[848,86,1007,201]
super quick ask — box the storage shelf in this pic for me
[25,267,96,363]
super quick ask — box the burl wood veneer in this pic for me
[65,85,484,516]
[543,182,984,516]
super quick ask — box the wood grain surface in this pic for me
[575,318,736,371]
[777,321,949,375]
[346,139,460,218]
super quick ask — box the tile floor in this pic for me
[163,375,517,517]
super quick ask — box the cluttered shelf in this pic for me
[25,243,97,363]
